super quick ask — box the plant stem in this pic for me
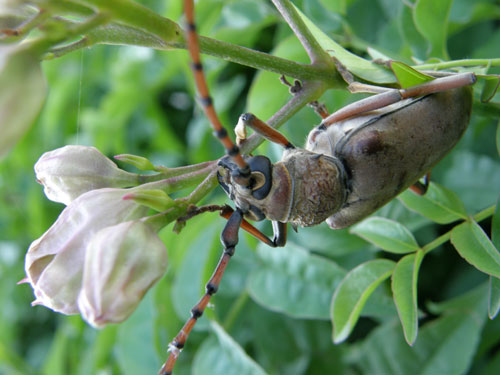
[271,0,332,66]
[415,58,500,70]
[77,0,181,43]
[422,204,496,255]
[195,36,338,85]
[223,291,250,332]
[240,80,328,153]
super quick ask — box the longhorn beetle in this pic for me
[159,1,477,373]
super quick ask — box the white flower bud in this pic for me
[78,221,167,327]
[25,188,149,314]
[35,145,140,205]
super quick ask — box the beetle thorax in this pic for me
[280,149,347,227]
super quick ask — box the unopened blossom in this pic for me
[0,43,46,158]
[78,220,167,327]
[25,188,149,314]
[35,145,140,205]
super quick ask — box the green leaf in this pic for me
[399,3,428,59]
[451,220,500,279]
[0,44,47,158]
[480,75,500,103]
[295,6,395,83]
[331,259,396,343]
[399,182,468,224]
[413,0,453,59]
[391,251,424,345]
[116,293,160,375]
[490,197,500,319]
[389,61,434,88]
[350,217,420,254]
[497,120,500,157]
[356,286,487,375]
[192,322,268,375]
[488,277,500,319]
[247,243,346,319]
[318,0,346,15]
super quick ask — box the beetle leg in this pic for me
[409,172,431,195]
[160,209,244,375]
[321,72,476,127]
[220,206,287,247]
[236,113,295,149]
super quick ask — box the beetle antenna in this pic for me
[184,0,250,184]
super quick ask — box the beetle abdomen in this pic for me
[307,86,473,229]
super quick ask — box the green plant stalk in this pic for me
[195,36,339,86]
[271,0,332,66]
[241,80,328,153]
[47,24,339,85]
[415,58,500,70]
[422,204,496,255]
[77,0,181,43]
[223,291,250,332]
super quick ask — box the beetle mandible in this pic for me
[160,0,476,373]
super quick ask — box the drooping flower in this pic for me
[25,188,149,314]
[34,145,140,205]
[78,220,167,327]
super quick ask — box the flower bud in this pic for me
[0,43,46,158]
[78,221,167,327]
[25,188,149,314]
[35,145,140,205]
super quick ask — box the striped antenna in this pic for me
[184,0,250,177]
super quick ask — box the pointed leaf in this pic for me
[489,197,500,319]
[488,277,500,319]
[331,259,396,343]
[391,251,424,345]
[351,217,420,254]
[497,120,500,157]
[193,322,267,375]
[295,6,394,83]
[357,286,487,375]
[247,243,346,319]
[390,61,433,88]
[413,0,453,59]
[399,182,468,224]
[451,220,500,279]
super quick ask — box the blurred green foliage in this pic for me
[1,0,500,374]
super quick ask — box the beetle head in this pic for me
[217,155,274,221]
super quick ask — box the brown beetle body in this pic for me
[219,86,473,231]
[306,86,473,228]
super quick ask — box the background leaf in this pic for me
[391,251,424,345]
[351,217,420,254]
[247,243,346,319]
[451,220,500,279]
[331,259,396,343]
